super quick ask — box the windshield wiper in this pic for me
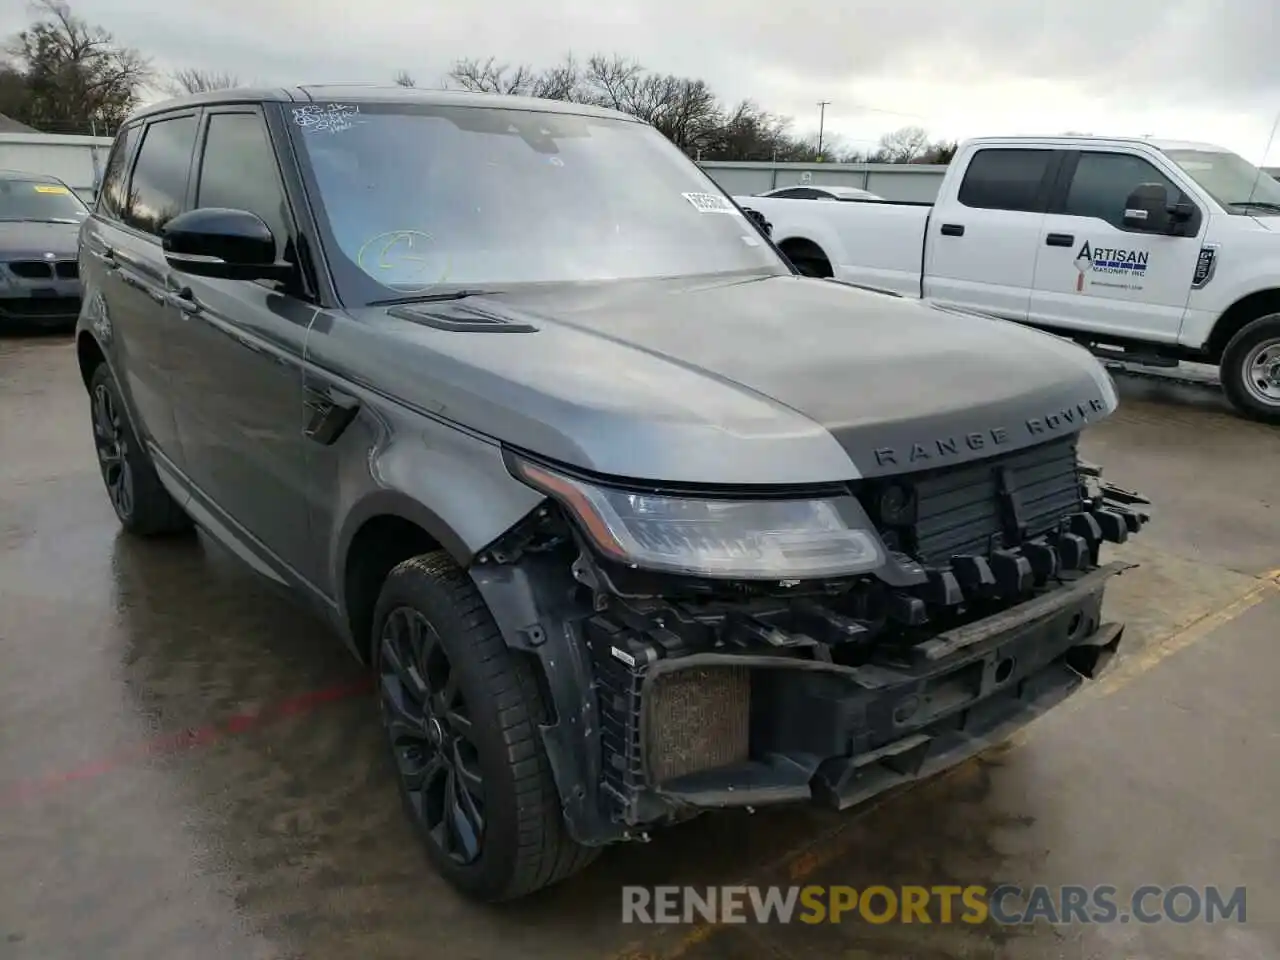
[1228,200,1280,212]
[367,288,503,306]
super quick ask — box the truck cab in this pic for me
[738,136,1280,422]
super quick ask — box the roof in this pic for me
[0,113,36,134]
[129,84,638,125]
[961,134,1230,154]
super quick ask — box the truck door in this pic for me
[922,147,1061,322]
[1028,149,1204,342]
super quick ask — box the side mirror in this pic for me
[742,206,772,238]
[161,207,292,281]
[1122,183,1170,232]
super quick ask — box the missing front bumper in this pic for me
[588,562,1129,823]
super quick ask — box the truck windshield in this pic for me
[288,102,787,303]
[1163,148,1280,215]
[0,177,89,223]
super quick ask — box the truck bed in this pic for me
[733,195,932,297]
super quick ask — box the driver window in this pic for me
[196,111,293,262]
[1064,152,1189,230]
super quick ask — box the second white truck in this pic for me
[736,136,1280,422]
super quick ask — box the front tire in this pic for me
[1221,314,1280,423]
[87,363,192,536]
[371,551,597,901]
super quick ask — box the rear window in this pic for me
[957,149,1054,213]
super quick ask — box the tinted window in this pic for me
[97,124,140,220]
[1065,152,1185,228]
[196,112,291,260]
[123,115,198,235]
[768,188,813,198]
[957,149,1053,212]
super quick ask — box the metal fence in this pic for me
[698,161,949,202]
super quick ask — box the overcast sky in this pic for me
[7,0,1279,163]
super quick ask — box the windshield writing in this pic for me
[1164,149,1280,213]
[289,104,785,302]
[0,179,88,222]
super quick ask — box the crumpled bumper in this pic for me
[588,561,1130,823]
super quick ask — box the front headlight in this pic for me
[511,458,885,580]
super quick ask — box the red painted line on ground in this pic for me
[2,676,373,806]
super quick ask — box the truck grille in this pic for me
[863,436,1083,566]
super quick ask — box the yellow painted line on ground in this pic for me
[608,570,1280,960]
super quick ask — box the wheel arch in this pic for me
[337,492,476,662]
[1205,287,1280,362]
[76,329,108,388]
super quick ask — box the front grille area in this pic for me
[8,260,53,279]
[55,260,78,279]
[861,436,1083,566]
[0,296,80,318]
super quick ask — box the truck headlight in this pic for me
[510,458,884,579]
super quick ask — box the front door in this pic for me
[166,107,320,587]
[923,147,1062,322]
[1028,149,1204,342]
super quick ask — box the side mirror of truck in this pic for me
[1122,183,1170,232]
[161,207,293,282]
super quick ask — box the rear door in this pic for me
[1028,149,1204,342]
[164,105,321,585]
[81,112,200,469]
[923,146,1063,321]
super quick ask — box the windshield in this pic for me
[0,178,89,223]
[287,102,786,303]
[1163,149,1280,215]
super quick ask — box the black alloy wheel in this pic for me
[92,379,135,522]
[378,605,486,864]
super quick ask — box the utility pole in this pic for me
[816,101,831,159]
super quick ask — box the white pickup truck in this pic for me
[735,136,1280,422]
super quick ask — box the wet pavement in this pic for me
[1,331,1278,960]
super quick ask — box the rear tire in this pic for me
[87,363,192,536]
[371,551,598,901]
[1220,313,1280,424]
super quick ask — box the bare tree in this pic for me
[873,125,931,163]
[393,69,415,87]
[6,0,151,133]
[164,67,239,96]
[446,57,537,95]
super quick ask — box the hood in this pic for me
[333,274,1116,486]
[0,220,81,260]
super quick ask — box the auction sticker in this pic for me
[682,192,742,215]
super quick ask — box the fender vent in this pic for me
[387,303,538,333]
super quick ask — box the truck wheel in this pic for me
[87,363,192,536]
[371,551,598,901]
[1220,314,1280,423]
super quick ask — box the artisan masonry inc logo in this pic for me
[621,884,1247,926]
[1074,240,1149,292]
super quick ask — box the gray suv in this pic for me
[76,86,1150,902]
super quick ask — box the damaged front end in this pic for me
[470,436,1150,846]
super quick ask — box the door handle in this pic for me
[940,223,965,237]
[165,286,202,316]
[89,245,117,268]
[1046,233,1075,247]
